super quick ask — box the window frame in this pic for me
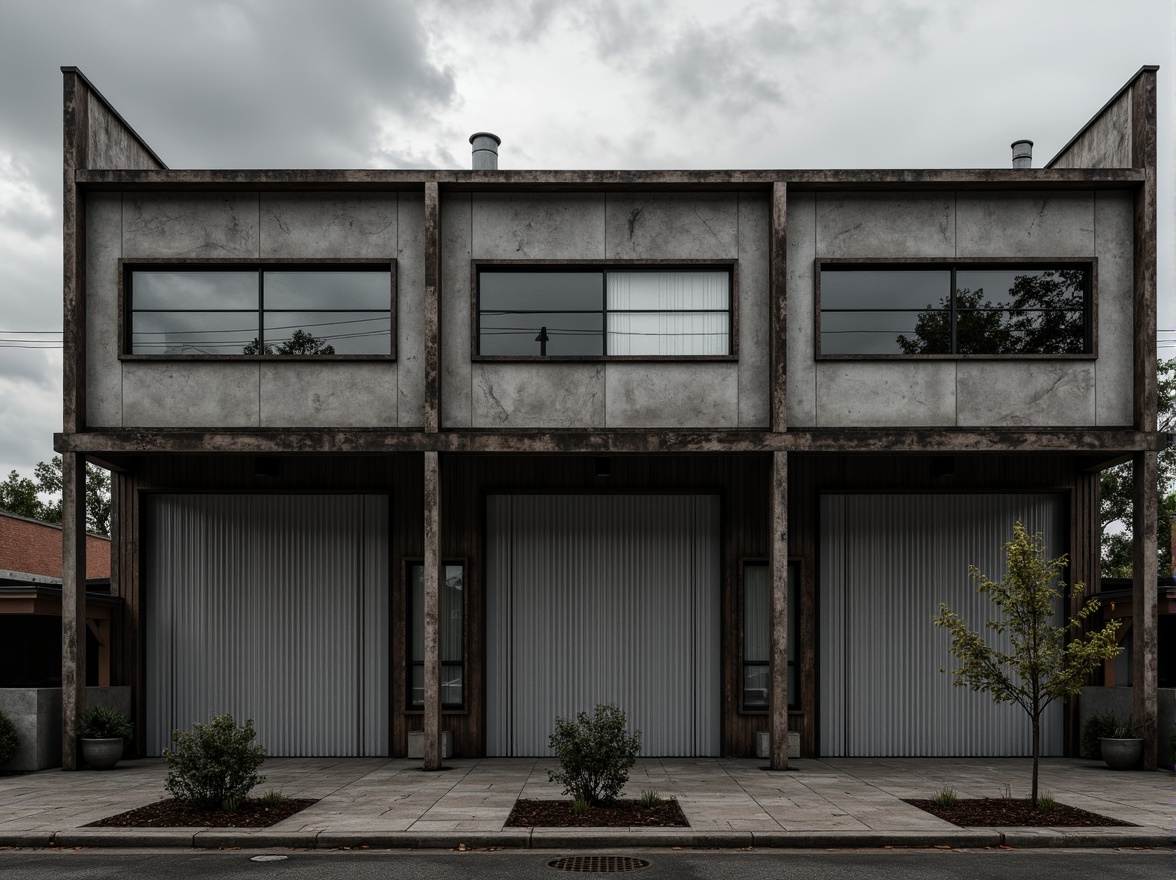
[471,259,739,361]
[814,257,1097,360]
[738,558,799,714]
[404,557,468,713]
[119,258,397,361]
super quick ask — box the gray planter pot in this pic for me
[80,737,124,770]
[1100,737,1143,770]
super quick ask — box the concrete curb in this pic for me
[750,830,1003,848]
[2,826,1171,851]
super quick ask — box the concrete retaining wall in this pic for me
[1078,685,1175,767]
[0,686,132,771]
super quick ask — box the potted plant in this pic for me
[1100,722,1144,771]
[79,705,132,770]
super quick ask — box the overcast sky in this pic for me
[0,0,1172,479]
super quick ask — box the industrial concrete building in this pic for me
[54,66,1164,770]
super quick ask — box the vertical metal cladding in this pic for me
[486,494,720,757]
[819,493,1065,757]
[145,494,389,757]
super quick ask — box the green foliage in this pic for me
[1036,792,1057,811]
[0,456,111,536]
[548,703,642,806]
[259,790,287,807]
[930,787,958,807]
[1100,358,1176,577]
[163,714,266,811]
[1109,723,1137,739]
[571,797,591,816]
[639,788,663,807]
[1080,711,1121,758]
[79,705,132,740]
[0,710,19,766]
[934,522,1123,805]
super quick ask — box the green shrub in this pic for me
[0,711,19,766]
[1036,792,1057,811]
[931,787,958,807]
[163,714,266,811]
[548,703,641,806]
[571,797,591,817]
[79,705,132,740]
[1080,711,1121,758]
[639,788,662,808]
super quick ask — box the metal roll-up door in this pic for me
[145,494,389,756]
[487,494,720,757]
[819,493,1065,757]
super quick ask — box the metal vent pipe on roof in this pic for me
[470,132,501,170]
[1011,139,1033,169]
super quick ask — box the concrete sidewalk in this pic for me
[0,757,1171,850]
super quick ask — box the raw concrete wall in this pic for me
[0,686,131,771]
[441,192,769,429]
[86,191,417,429]
[1079,685,1174,767]
[1050,86,1132,169]
[787,191,1133,428]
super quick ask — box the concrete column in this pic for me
[61,451,87,770]
[423,450,442,770]
[1132,450,1158,769]
[769,450,789,769]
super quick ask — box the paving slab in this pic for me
[0,756,1171,850]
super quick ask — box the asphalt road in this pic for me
[0,848,1171,880]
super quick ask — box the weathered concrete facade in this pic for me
[56,66,1164,770]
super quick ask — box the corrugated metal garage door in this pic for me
[487,495,720,757]
[145,494,388,757]
[819,494,1065,757]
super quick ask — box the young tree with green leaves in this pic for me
[1101,358,1176,577]
[0,456,111,537]
[934,522,1122,806]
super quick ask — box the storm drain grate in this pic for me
[547,856,650,873]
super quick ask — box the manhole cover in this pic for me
[547,856,650,873]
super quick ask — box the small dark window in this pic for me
[819,265,1091,357]
[743,561,798,710]
[408,562,464,709]
[477,267,732,357]
[126,264,393,356]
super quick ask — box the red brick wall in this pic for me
[0,512,111,579]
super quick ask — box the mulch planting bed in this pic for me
[88,797,317,828]
[905,798,1132,827]
[506,798,689,828]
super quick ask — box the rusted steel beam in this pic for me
[1132,68,1158,433]
[61,451,87,770]
[62,71,87,436]
[1132,450,1159,770]
[424,182,441,434]
[73,168,1145,192]
[769,451,789,769]
[55,428,1165,456]
[422,450,442,770]
[770,183,787,433]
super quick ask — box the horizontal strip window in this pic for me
[125,264,394,357]
[818,264,1092,357]
[477,266,733,358]
[408,561,465,710]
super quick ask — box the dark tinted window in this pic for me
[128,266,392,356]
[820,266,1089,356]
[477,268,731,357]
